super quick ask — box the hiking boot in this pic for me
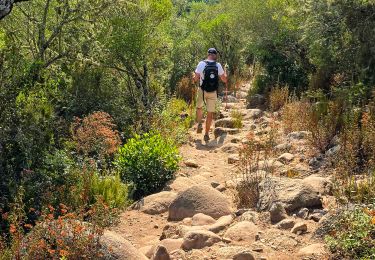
[197,123,203,134]
[204,134,210,142]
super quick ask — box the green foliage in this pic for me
[325,208,375,259]
[116,132,180,199]
[153,98,192,145]
[91,174,131,209]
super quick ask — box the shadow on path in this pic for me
[194,134,227,151]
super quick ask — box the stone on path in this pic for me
[221,143,241,154]
[214,127,240,138]
[287,131,311,140]
[247,94,266,109]
[224,221,259,242]
[151,245,170,260]
[228,154,240,164]
[184,159,199,168]
[258,177,322,213]
[275,218,296,230]
[192,213,216,226]
[208,215,234,233]
[215,118,237,128]
[181,230,221,250]
[269,202,287,224]
[168,185,231,221]
[291,222,307,234]
[301,174,332,195]
[277,153,295,164]
[233,251,256,260]
[297,243,327,258]
[138,191,177,215]
[100,231,148,260]
[247,109,264,119]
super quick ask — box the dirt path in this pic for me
[108,83,331,260]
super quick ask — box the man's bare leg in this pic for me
[205,112,214,137]
[196,107,203,133]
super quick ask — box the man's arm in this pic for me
[193,72,200,83]
[220,74,228,84]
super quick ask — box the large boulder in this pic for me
[258,177,322,213]
[168,185,231,221]
[181,230,221,250]
[247,94,266,109]
[214,127,240,138]
[100,231,148,260]
[215,118,237,128]
[136,191,177,215]
[301,175,332,196]
[224,221,259,242]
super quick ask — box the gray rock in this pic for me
[137,191,177,215]
[277,153,295,164]
[239,211,259,223]
[309,213,323,222]
[275,218,296,229]
[151,245,170,260]
[208,215,233,233]
[224,221,259,242]
[326,145,341,156]
[228,154,240,164]
[296,208,309,219]
[184,159,199,168]
[269,202,288,224]
[287,131,310,140]
[247,94,266,109]
[247,109,264,119]
[215,118,237,128]
[100,231,148,260]
[214,127,240,138]
[233,251,255,260]
[221,143,241,154]
[168,185,231,221]
[301,175,332,195]
[258,177,322,213]
[274,143,292,152]
[291,222,307,234]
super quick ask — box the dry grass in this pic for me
[176,76,194,104]
[281,98,312,133]
[233,120,279,209]
[269,85,289,111]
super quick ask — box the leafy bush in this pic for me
[116,132,180,199]
[325,207,375,259]
[91,174,131,209]
[268,85,289,111]
[71,112,121,160]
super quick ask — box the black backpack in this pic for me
[201,61,219,92]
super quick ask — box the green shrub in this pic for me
[325,208,375,259]
[91,174,131,209]
[115,132,180,199]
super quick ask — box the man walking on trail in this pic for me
[193,48,228,142]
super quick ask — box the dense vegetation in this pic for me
[1,0,374,258]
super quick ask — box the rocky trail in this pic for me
[102,84,335,260]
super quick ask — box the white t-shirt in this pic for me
[195,60,225,86]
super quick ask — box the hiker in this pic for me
[193,48,228,142]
